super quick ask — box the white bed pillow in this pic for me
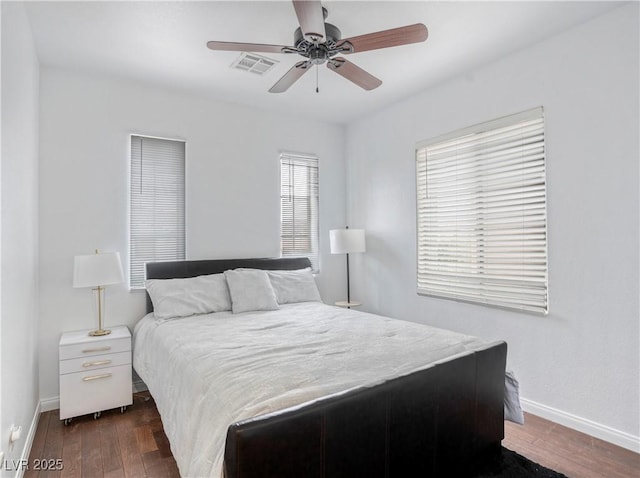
[224,269,279,314]
[145,273,231,320]
[267,269,322,304]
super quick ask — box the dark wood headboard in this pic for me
[145,257,312,313]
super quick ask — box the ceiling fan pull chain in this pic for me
[316,64,319,93]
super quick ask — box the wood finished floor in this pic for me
[26,392,639,477]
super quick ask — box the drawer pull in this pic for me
[83,373,112,382]
[83,360,112,368]
[81,346,111,353]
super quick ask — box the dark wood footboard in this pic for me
[224,341,507,478]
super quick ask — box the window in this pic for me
[416,107,548,314]
[129,135,185,289]
[280,152,319,272]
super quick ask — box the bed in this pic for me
[133,257,509,478]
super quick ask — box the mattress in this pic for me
[133,302,498,477]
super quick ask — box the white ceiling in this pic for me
[24,1,622,124]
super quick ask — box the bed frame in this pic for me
[145,257,506,478]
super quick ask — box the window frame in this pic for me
[415,107,548,314]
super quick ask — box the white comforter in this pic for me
[133,302,494,478]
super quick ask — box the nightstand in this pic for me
[59,325,133,424]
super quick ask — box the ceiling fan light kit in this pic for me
[207,0,428,93]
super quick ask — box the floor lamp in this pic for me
[330,227,366,308]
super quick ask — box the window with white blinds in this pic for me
[280,152,319,272]
[129,135,185,289]
[416,107,548,314]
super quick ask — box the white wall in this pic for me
[345,4,639,449]
[38,68,347,402]
[1,1,40,473]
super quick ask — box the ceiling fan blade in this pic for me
[269,61,312,93]
[336,23,428,54]
[327,57,382,91]
[292,0,326,41]
[207,41,294,54]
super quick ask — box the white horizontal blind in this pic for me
[416,107,548,314]
[130,135,185,289]
[280,152,319,272]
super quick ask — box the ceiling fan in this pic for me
[206,0,428,93]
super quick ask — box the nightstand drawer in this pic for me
[59,337,130,360]
[59,351,131,375]
[59,364,133,420]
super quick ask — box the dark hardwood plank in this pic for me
[134,425,157,455]
[26,394,637,478]
[25,412,50,478]
[40,412,64,478]
[153,429,173,458]
[140,450,170,477]
[99,417,124,476]
[504,412,640,478]
[60,415,82,478]
[113,405,147,478]
[80,414,104,477]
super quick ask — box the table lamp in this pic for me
[73,250,124,336]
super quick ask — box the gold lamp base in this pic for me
[89,328,111,337]
[88,284,111,337]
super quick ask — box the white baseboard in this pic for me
[521,397,640,453]
[13,401,41,478]
[39,396,59,413]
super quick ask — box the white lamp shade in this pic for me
[330,229,366,254]
[73,252,124,288]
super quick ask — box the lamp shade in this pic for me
[73,252,124,288]
[330,229,366,254]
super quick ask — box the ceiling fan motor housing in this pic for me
[294,22,342,64]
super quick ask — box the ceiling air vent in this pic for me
[231,53,279,76]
